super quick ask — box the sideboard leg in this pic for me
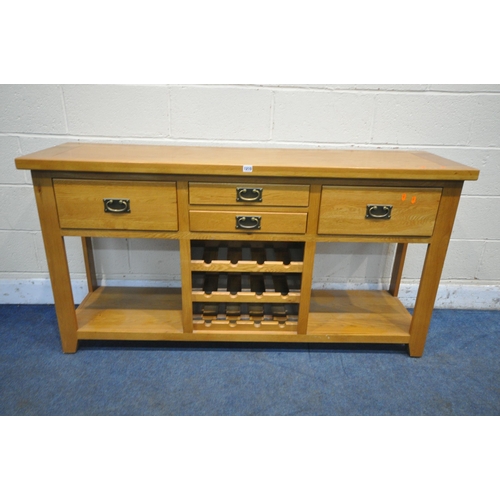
[408,183,463,357]
[32,172,78,353]
[82,237,98,293]
[408,243,436,357]
[389,243,408,297]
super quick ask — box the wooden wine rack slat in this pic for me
[190,261,303,273]
[192,291,301,303]
[192,321,299,333]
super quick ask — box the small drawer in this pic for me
[190,210,308,234]
[189,182,310,207]
[318,187,441,236]
[54,179,178,231]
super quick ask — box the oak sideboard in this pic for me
[15,143,479,356]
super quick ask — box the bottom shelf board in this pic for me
[307,290,411,342]
[76,286,183,337]
[76,287,411,344]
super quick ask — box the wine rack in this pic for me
[191,241,304,332]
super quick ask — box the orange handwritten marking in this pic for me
[402,193,407,201]
[411,196,417,204]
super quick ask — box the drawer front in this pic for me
[190,210,307,234]
[54,179,178,231]
[189,182,310,207]
[318,187,442,236]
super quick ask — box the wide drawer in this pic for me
[189,182,310,207]
[54,179,178,231]
[190,210,308,234]
[318,187,442,236]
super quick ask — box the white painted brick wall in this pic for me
[0,85,67,134]
[273,91,375,143]
[477,242,500,280]
[0,231,45,273]
[170,86,273,140]
[0,136,27,184]
[0,84,498,308]
[63,85,170,137]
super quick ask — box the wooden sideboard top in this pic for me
[15,142,479,181]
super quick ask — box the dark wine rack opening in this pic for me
[192,272,302,296]
[191,240,305,265]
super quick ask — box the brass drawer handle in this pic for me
[366,204,392,219]
[236,187,263,202]
[103,198,131,213]
[235,215,261,230]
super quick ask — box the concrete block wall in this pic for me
[0,84,498,308]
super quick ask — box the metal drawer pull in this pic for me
[103,198,131,213]
[236,187,263,202]
[366,204,392,219]
[235,215,261,230]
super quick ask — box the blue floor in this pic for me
[0,304,498,415]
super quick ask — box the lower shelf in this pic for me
[76,286,183,338]
[76,286,411,344]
